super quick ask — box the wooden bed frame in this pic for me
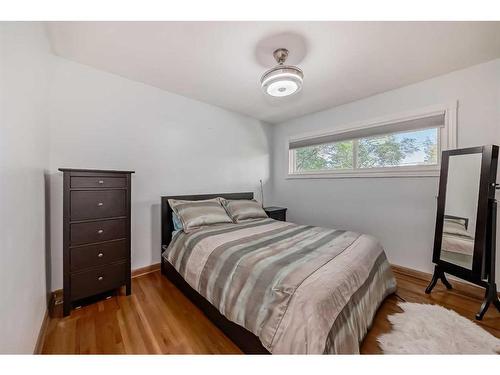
[160,192,270,354]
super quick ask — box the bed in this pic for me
[160,193,396,354]
[440,215,474,269]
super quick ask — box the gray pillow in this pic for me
[221,199,268,223]
[168,198,233,233]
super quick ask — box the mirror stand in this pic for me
[426,190,500,320]
[425,265,453,293]
[426,145,500,321]
[476,195,500,320]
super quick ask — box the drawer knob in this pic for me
[97,252,104,258]
[97,202,104,207]
[98,276,103,281]
[98,180,104,184]
[97,229,104,234]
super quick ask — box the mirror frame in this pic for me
[432,145,498,284]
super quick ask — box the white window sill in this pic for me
[287,166,440,179]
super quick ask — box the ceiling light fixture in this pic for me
[261,48,303,97]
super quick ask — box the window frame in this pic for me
[287,103,457,179]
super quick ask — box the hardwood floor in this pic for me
[41,266,499,354]
[361,266,499,353]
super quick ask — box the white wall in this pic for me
[48,58,271,290]
[271,59,500,283]
[0,23,53,353]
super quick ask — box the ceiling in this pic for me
[47,22,500,124]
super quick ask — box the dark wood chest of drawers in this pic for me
[59,168,134,316]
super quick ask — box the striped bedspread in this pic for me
[163,218,396,354]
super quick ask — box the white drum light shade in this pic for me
[261,49,303,97]
[261,67,304,97]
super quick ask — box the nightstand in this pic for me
[264,206,287,222]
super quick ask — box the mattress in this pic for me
[162,218,396,354]
[442,233,474,256]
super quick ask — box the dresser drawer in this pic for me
[70,218,127,245]
[71,176,127,189]
[71,240,128,271]
[70,190,126,220]
[71,262,127,300]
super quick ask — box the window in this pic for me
[294,127,439,172]
[288,105,456,178]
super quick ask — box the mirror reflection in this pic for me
[440,153,482,269]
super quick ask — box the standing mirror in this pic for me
[440,153,482,270]
[426,145,500,320]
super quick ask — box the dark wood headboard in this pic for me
[160,192,254,255]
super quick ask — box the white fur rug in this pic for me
[377,302,500,354]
